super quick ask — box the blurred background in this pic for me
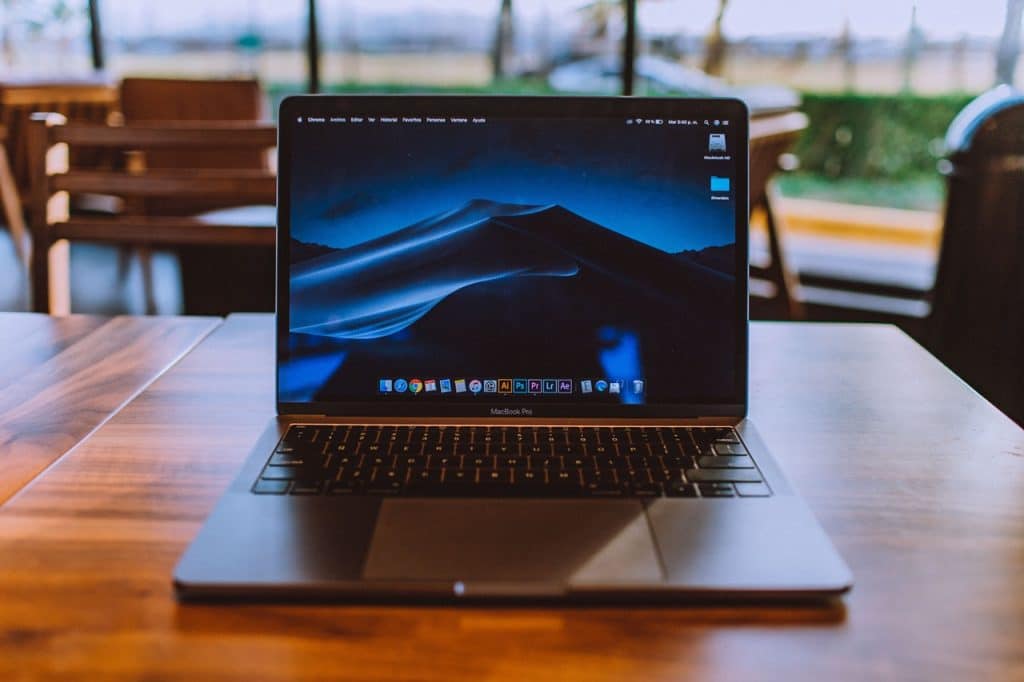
[5,1,1014,206]
[2,1,1022,421]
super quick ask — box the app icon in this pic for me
[379,378,393,393]
[439,378,452,393]
[454,379,467,393]
[469,379,483,394]
[558,379,573,393]
[394,378,409,393]
[580,379,593,394]
[632,379,645,394]
[710,176,731,192]
[542,379,557,393]
[483,379,498,393]
[595,380,608,392]
[409,378,423,394]
[424,379,437,392]
[708,133,726,152]
[513,379,528,394]
[498,379,513,394]
[528,379,542,393]
[609,381,621,394]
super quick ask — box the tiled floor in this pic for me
[0,226,183,315]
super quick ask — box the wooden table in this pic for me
[0,315,1021,680]
[0,313,218,505]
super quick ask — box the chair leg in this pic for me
[31,236,71,315]
[47,239,71,316]
[763,185,805,321]
[115,245,133,282]
[139,246,156,315]
[30,235,51,313]
[0,145,28,267]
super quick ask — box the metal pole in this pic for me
[307,0,321,93]
[622,0,637,95]
[88,0,105,71]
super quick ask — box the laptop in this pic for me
[174,95,852,601]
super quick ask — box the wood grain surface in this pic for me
[0,315,1021,681]
[0,313,219,505]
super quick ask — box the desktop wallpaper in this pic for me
[281,116,739,407]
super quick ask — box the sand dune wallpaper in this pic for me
[282,117,738,405]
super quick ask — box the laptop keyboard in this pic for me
[251,425,771,499]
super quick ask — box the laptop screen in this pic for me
[277,97,748,418]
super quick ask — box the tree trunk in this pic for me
[837,18,855,91]
[492,0,514,79]
[996,0,1024,85]
[703,0,730,76]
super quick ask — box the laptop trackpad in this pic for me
[363,499,663,586]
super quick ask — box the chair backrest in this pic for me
[748,111,809,319]
[119,77,266,171]
[749,111,807,209]
[932,86,1024,424]
[0,80,118,197]
[27,114,277,313]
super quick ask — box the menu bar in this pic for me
[298,115,488,125]
[297,116,728,127]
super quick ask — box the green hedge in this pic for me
[792,92,976,181]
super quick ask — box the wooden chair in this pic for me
[118,78,267,191]
[27,114,276,316]
[117,78,270,313]
[0,125,28,264]
[749,111,808,320]
[0,79,118,267]
[930,86,1024,425]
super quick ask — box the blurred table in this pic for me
[0,313,218,505]
[0,315,1021,679]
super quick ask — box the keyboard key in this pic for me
[370,468,402,484]
[583,481,624,496]
[697,456,754,469]
[629,482,662,497]
[253,479,290,494]
[261,466,299,480]
[686,468,762,483]
[269,453,304,466]
[711,442,748,456]
[665,481,698,497]
[735,482,772,497]
[409,468,442,484]
[478,469,512,484]
[698,483,735,497]
[290,480,322,495]
[366,480,403,495]
[329,480,360,495]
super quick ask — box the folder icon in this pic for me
[710,176,730,192]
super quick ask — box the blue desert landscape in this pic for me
[282,199,735,403]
